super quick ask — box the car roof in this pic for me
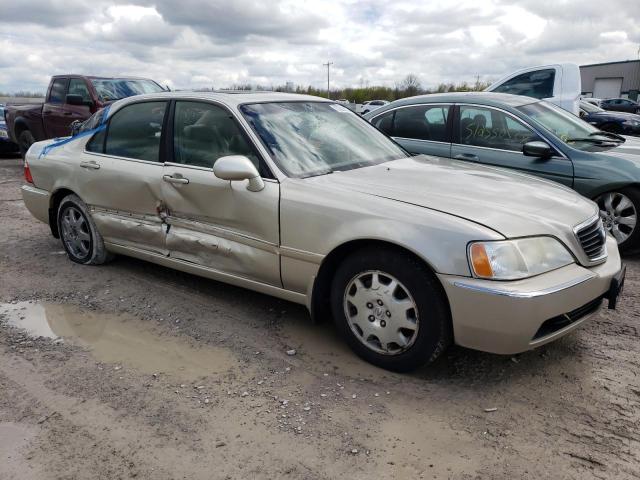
[52,74,158,81]
[382,91,539,109]
[109,90,332,111]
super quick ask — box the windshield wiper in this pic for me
[300,168,334,178]
[566,137,619,145]
[589,130,625,142]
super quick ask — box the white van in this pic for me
[485,63,581,115]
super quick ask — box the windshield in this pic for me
[581,101,604,113]
[517,101,620,150]
[90,78,164,102]
[240,102,408,177]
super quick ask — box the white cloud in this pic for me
[0,0,638,94]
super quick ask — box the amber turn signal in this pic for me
[470,243,493,278]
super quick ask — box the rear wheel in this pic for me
[18,129,35,160]
[596,187,640,254]
[57,194,113,265]
[330,247,451,372]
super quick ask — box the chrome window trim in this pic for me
[450,142,566,160]
[84,150,164,166]
[392,136,450,146]
[369,103,452,122]
[369,103,453,144]
[453,272,595,298]
[371,101,568,160]
[454,103,569,160]
[84,96,282,180]
[171,98,279,180]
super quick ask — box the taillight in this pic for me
[24,162,34,184]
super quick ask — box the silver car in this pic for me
[21,92,625,371]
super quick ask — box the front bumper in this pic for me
[438,235,622,355]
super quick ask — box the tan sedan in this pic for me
[21,92,625,371]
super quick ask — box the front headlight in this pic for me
[468,237,574,280]
[623,120,640,127]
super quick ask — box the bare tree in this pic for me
[399,74,422,97]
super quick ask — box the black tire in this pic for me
[596,187,640,255]
[57,194,113,265]
[330,247,452,372]
[18,129,35,160]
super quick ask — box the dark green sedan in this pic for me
[364,92,640,253]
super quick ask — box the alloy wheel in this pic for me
[343,270,419,355]
[597,192,637,244]
[60,206,91,259]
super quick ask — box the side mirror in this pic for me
[213,155,264,192]
[70,120,83,136]
[66,94,94,108]
[66,94,86,106]
[523,141,553,159]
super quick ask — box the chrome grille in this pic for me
[575,217,607,262]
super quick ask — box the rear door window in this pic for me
[393,105,450,142]
[48,79,68,104]
[491,69,556,99]
[104,101,167,162]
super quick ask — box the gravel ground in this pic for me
[0,155,639,480]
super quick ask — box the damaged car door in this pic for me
[160,100,280,286]
[78,100,168,254]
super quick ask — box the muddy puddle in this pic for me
[0,301,239,380]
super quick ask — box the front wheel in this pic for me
[330,247,451,372]
[57,194,113,265]
[596,188,640,254]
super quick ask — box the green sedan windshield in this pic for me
[518,101,621,150]
[240,102,408,177]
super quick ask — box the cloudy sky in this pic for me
[1,0,639,94]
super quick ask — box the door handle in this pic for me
[63,112,73,116]
[80,160,100,170]
[163,174,189,185]
[454,153,479,161]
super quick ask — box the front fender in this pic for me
[279,179,503,295]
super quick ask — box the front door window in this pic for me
[459,105,540,152]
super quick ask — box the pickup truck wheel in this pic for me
[596,187,640,254]
[57,194,113,265]
[18,130,35,160]
[330,247,451,372]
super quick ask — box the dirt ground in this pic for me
[0,155,639,480]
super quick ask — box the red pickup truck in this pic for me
[6,74,165,158]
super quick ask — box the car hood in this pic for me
[602,135,640,159]
[309,156,597,239]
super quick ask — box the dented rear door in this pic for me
[161,100,281,286]
[76,100,168,254]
